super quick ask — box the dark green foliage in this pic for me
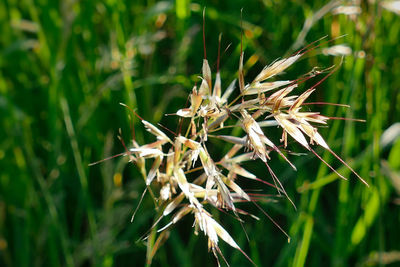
[0,0,399,266]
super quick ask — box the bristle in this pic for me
[253,201,291,241]
[118,131,134,161]
[310,148,347,181]
[296,35,347,57]
[158,123,178,136]
[240,8,243,54]
[327,148,369,186]
[239,9,245,94]
[203,7,207,60]
[265,162,297,210]
[120,102,144,121]
[303,102,351,108]
[217,33,222,73]
[131,188,148,222]
[88,152,127,166]
[328,117,366,122]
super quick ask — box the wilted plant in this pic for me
[92,11,368,266]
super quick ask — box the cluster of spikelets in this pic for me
[98,20,369,266]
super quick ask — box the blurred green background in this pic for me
[1,0,400,266]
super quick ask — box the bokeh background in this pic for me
[1,0,400,266]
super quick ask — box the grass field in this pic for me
[1,0,400,266]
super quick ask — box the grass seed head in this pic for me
[95,14,368,266]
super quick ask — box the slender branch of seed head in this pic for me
[184,118,194,138]
[184,165,205,174]
[207,124,241,133]
[226,92,246,109]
